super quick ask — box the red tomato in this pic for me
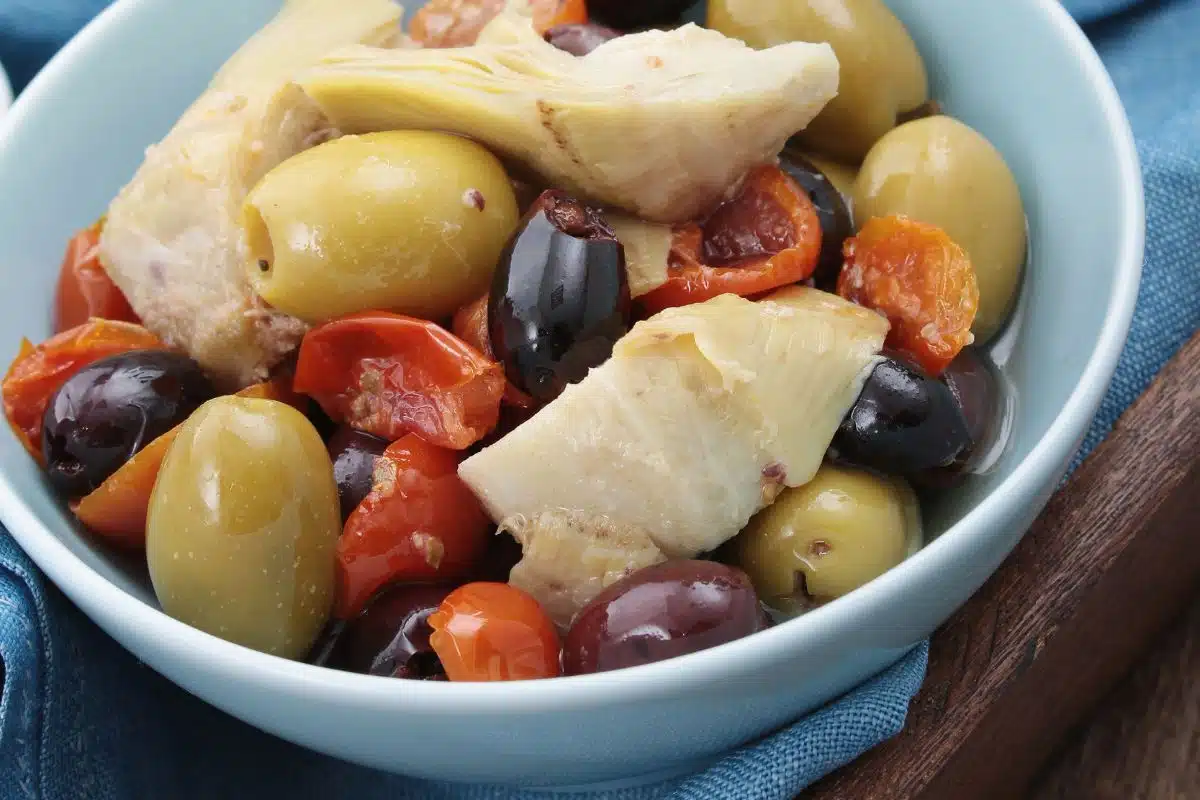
[428,583,562,681]
[336,434,491,619]
[638,165,823,315]
[411,0,588,48]
[2,320,165,462]
[53,221,139,333]
[838,215,979,376]
[450,295,535,409]
[293,312,506,451]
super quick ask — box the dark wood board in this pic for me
[803,329,1200,800]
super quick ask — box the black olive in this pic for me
[586,0,696,30]
[323,583,455,680]
[489,190,631,403]
[41,349,216,498]
[914,347,1007,488]
[829,355,972,479]
[779,148,853,291]
[327,426,390,522]
[545,23,622,56]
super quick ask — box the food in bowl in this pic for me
[1,0,1025,681]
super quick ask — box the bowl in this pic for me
[0,59,11,119]
[0,0,1143,789]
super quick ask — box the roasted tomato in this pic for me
[53,221,139,333]
[838,215,980,376]
[2,320,165,461]
[71,377,301,548]
[293,312,506,451]
[428,582,562,681]
[638,165,823,315]
[410,0,587,48]
[336,434,491,619]
[450,294,534,409]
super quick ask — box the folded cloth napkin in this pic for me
[1,0,1198,798]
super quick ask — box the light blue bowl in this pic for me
[0,0,1143,789]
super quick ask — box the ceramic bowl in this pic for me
[0,0,1142,789]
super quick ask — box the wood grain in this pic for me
[803,329,1200,800]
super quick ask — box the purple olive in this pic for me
[327,426,389,521]
[779,149,853,291]
[545,23,622,56]
[324,583,456,679]
[586,0,695,30]
[489,190,631,403]
[41,349,215,497]
[563,560,770,675]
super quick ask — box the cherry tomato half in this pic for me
[336,434,491,619]
[2,320,165,461]
[293,312,506,451]
[838,215,980,376]
[411,0,588,48]
[428,582,562,681]
[71,376,303,549]
[451,294,535,409]
[638,165,823,315]
[53,220,139,333]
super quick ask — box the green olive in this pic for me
[243,130,519,324]
[733,464,921,612]
[853,116,1027,343]
[709,0,929,163]
[146,396,341,659]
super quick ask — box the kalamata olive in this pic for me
[586,0,696,30]
[545,23,621,56]
[916,347,1007,487]
[780,149,853,291]
[830,355,972,479]
[733,464,921,612]
[489,190,631,403]
[563,560,769,675]
[325,583,455,679]
[41,349,216,497]
[327,426,390,521]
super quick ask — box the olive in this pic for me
[586,0,696,30]
[562,560,769,675]
[244,131,520,324]
[327,426,390,522]
[779,149,853,291]
[708,0,929,163]
[146,397,341,659]
[324,583,455,679]
[474,531,525,584]
[41,349,216,498]
[489,190,631,403]
[830,355,972,479]
[545,23,622,56]
[915,346,1007,487]
[733,464,921,611]
[795,150,858,205]
[854,116,1027,344]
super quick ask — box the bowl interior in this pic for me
[0,0,1139,689]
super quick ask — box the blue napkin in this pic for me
[1,1,1198,798]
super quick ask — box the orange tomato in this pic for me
[53,221,139,333]
[2,320,165,461]
[410,0,588,48]
[336,434,491,619]
[71,376,302,548]
[838,215,980,376]
[428,583,562,681]
[638,165,823,315]
[293,312,505,451]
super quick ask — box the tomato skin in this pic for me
[638,165,822,315]
[293,312,505,451]
[451,295,535,409]
[411,0,588,48]
[428,582,562,681]
[2,320,165,462]
[837,215,980,376]
[336,434,491,619]
[53,222,139,333]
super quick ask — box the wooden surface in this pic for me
[804,329,1200,800]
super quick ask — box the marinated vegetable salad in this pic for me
[2,0,1023,681]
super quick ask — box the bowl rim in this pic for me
[0,59,11,117]
[0,0,1144,713]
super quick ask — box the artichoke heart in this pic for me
[297,18,840,223]
[458,287,890,560]
[99,0,404,389]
